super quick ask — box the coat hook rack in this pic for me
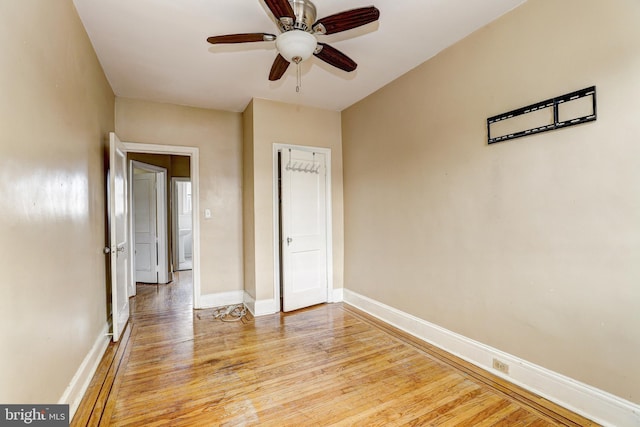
[285,160,320,174]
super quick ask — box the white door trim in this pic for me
[123,142,202,309]
[272,143,333,311]
[171,177,192,271]
[129,160,168,292]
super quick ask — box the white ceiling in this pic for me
[73,0,526,113]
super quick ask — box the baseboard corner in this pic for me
[331,287,344,303]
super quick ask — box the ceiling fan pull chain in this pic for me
[296,63,301,93]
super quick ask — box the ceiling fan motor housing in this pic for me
[279,0,317,32]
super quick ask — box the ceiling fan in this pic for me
[206,0,380,81]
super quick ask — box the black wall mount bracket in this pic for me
[487,86,597,144]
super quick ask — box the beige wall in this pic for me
[0,0,114,403]
[171,155,191,178]
[245,98,344,303]
[342,0,640,403]
[115,98,243,296]
[129,153,190,179]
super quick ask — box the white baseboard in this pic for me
[343,289,640,427]
[330,287,344,303]
[243,292,279,316]
[199,290,244,309]
[59,323,110,420]
[244,290,343,316]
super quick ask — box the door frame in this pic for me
[129,160,168,293]
[272,143,333,311]
[123,142,202,309]
[172,177,192,271]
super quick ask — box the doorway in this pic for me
[123,142,203,309]
[130,161,168,291]
[273,144,333,312]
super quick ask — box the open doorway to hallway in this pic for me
[127,152,191,285]
[122,142,202,309]
[131,161,167,287]
[131,270,193,315]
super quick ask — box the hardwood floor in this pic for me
[73,273,597,426]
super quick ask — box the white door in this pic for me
[281,148,328,312]
[133,172,158,283]
[108,132,130,342]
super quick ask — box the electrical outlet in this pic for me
[493,358,509,375]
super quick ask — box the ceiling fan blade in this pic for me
[269,54,290,81]
[207,33,276,44]
[312,6,380,35]
[314,43,357,72]
[264,0,295,20]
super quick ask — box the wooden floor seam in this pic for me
[340,304,595,427]
[72,275,598,426]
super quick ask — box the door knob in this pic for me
[287,237,293,246]
[104,247,111,254]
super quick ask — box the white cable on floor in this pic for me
[212,304,247,322]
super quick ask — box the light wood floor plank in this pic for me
[73,271,598,426]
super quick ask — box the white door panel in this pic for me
[282,148,328,312]
[109,132,130,342]
[133,172,157,283]
[135,244,152,270]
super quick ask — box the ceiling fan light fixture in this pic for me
[275,30,317,64]
[206,1,381,82]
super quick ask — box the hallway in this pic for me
[72,275,595,426]
[130,271,194,317]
